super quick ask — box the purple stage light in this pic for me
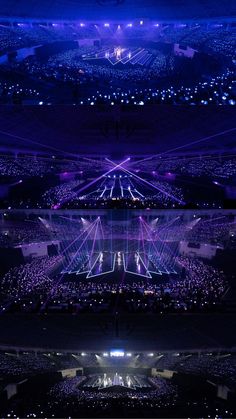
[43,217,100,300]
[56,157,130,207]
[106,158,185,205]
[52,204,60,210]
[0,129,79,159]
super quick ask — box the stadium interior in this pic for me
[0,0,235,104]
[0,106,236,209]
[0,0,236,418]
[0,207,236,417]
[1,344,236,418]
[0,208,236,314]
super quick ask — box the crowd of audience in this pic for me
[0,154,235,180]
[0,80,40,104]
[1,374,180,418]
[53,257,226,313]
[0,220,54,246]
[0,212,235,247]
[150,216,235,246]
[0,22,235,105]
[0,23,235,58]
[49,374,175,399]
[0,25,98,54]
[0,20,235,419]
[1,352,235,417]
[0,155,103,177]
[176,353,236,386]
[5,50,235,105]
[137,156,236,179]
[41,47,173,81]
[160,26,236,59]
[0,68,234,106]
[0,351,57,378]
[42,179,83,207]
[186,218,234,245]
[1,349,236,385]
[0,255,63,305]
[0,152,236,208]
[0,252,227,314]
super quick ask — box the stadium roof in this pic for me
[0,106,235,158]
[0,0,235,21]
[0,314,236,352]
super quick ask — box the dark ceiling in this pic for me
[0,0,235,20]
[0,313,235,352]
[0,106,235,158]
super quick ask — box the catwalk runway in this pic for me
[62,251,178,278]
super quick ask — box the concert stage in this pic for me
[81,372,152,390]
[62,251,178,279]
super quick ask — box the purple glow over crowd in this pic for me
[0,206,234,419]
[0,1,236,418]
[0,209,235,315]
[0,150,235,209]
[0,13,234,104]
